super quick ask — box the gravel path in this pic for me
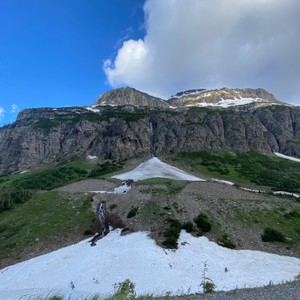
[169,283,300,300]
[55,178,116,193]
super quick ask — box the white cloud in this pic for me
[0,107,4,120]
[10,104,19,113]
[104,0,300,104]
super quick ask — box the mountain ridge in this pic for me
[90,86,286,109]
[0,102,300,174]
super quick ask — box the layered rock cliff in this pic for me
[0,97,300,174]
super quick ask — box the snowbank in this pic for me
[212,178,235,185]
[273,191,300,198]
[274,152,300,163]
[0,230,299,299]
[87,155,98,160]
[112,157,205,181]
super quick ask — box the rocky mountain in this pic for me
[94,86,170,108]
[168,87,282,108]
[0,85,299,174]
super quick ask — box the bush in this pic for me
[162,219,182,249]
[0,188,33,212]
[284,210,300,219]
[218,234,236,249]
[201,280,216,294]
[106,213,125,229]
[182,221,194,233]
[88,161,124,178]
[194,213,212,233]
[262,228,286,242]
[112,279,136,300]
[127,207,138,218]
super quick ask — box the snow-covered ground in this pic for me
[212,178,235,185]
[240,187,263,193]
[87,155,98,160]
[193,97,267,108]
[85,107,100,113]
[112,157,205,181]
[273,191,300,198]
[274,152,300,163]
[90,182,132,194]
[0,230,299,300]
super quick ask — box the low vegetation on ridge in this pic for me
[174,151,300,192]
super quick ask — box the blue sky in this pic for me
[0,0,145,125]
[1,0,300,126]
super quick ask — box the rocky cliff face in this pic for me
[0,99,300,174]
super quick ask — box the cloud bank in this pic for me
[104,0,300,104]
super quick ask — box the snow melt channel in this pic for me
[111,157,205,182]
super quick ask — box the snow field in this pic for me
[111,157,205,182]
[0,230,299,299]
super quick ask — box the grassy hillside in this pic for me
[0,158,124,212]
[1,152,300,268]
[173,151,300,192]
[0,191,98,267]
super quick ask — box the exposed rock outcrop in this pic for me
[0,101,299,174]
[95,86,170,108]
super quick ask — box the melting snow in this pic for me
[87,155,98,160]
[90,183,132,195]
[20,170,29,174]
[193,97,266,108]
[240,187,263,193]
[273,191,300,198]
[112,157,205,182]
[0,230,299,299]
[212,178,235,185]
[274,152,300,163]
[85,107,100,113]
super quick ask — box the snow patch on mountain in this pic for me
[192,97,266,108]
[274,152,300,163]
[112,157,205,182]
[273,191,300,198]
[0,230,299,299]
[212,178,235,185]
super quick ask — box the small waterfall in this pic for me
[149,121,153,133]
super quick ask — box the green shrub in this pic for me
[182,221,194,233]
[162,219,182,249]
[0,188,33,212]
[284,210,300,219]
[218,234,236,249]
[15,166,88,190]
[127,207,138,219]
[111,279,136,300]
[262,228,286,242]
[194,213,212,233]
[88,161,124,178]
[201,280,216,294]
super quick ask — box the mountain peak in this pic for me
[94,87,169,108]
[168,87,283,108]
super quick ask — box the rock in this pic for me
[0,88,299,174]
